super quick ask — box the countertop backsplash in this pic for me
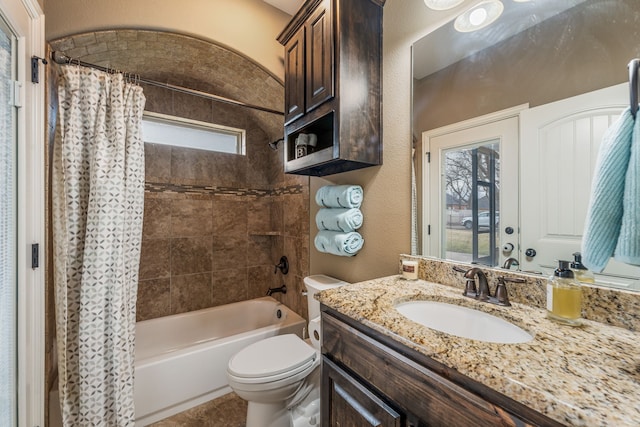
[399,255,640,332]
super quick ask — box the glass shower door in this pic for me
[0,13,18,427]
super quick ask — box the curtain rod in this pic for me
[50,51,284,116]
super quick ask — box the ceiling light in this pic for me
[454,0,504,33]
[424,0,465,11]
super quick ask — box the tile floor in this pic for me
[149,392,247,427]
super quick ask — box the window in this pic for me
[142,111,246,155]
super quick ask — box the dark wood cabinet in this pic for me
[305,0,333,113]
[323,357,401,427]
[277,0,384,176]
[284,27,305,123]
[321,308,565,427]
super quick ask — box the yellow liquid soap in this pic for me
[573,269,595,284]
[547,282,582,326]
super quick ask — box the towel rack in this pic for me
[629,58,639,118]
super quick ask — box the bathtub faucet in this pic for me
[266,284,287,296]
[274,256,289,275]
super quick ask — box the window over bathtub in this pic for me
[142,112,246,155]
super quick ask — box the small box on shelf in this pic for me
[294,133,317,159]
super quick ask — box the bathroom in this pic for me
[2,0,640,426]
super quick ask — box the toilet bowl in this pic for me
[226,275,348,427]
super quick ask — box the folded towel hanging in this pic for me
[615,110,640,266]
[315,208,363,232]
[314,230,364,257]
[315,185,363,208]
[582,107,635,272]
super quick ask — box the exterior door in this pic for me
[425,115,519,268]
[520,83,640,290]
[0,12,18,426]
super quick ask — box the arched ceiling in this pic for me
[49,30,285,141]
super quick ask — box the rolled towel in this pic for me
[315,185,363,208]
[316,208,363,232]
[314,231,364,257]
[582,107,634,272]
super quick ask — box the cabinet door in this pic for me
[284,26,305,124]
[322,357,402,427]
[305,0,334,113]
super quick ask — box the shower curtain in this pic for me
[52,65,146,426]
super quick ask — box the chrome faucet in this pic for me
[502,257,520,270]
[266,284,287,296]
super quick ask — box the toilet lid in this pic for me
[228,334,317,379]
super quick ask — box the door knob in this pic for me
[525,248,537,258]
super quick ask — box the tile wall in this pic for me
[137,85,310,321]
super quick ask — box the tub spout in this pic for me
[266,285,287,296]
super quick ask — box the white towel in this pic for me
[316,208,363,232]
[315,185,363,208]
[314,231,364,257]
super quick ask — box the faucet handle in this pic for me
[452,265,467,274]
[274,256,289,275]
[494,277,511,306]
[500,276,527,284]
[495,276,526,306]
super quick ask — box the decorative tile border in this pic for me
[145,182,304,198]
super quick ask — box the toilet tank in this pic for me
[304,275,349,320]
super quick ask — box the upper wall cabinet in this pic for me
[277,0,385,176]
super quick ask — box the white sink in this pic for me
[395,301,533,344]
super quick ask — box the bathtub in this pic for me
[49,297,305,427]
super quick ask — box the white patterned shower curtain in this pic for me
[52,65,146,426]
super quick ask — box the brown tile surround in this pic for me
[138,181,310,321]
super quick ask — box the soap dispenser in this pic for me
[570,252,595,284]
[547,260,582,326]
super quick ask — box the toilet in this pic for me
[227,275,348,427]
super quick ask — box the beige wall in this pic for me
[44,0,291,80]
[308,0,477,283]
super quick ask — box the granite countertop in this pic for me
[316,276,640,426]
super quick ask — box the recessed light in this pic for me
[424,0,465,11]
[454,0,504,33]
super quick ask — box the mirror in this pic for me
[412,0,640,290]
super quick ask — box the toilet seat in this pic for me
[228,334,317,384]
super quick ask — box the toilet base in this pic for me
[291,396,320,427]
[246,401,289,427]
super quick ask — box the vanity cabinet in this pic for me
[277,0,384,176]
[321,307,564,427]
